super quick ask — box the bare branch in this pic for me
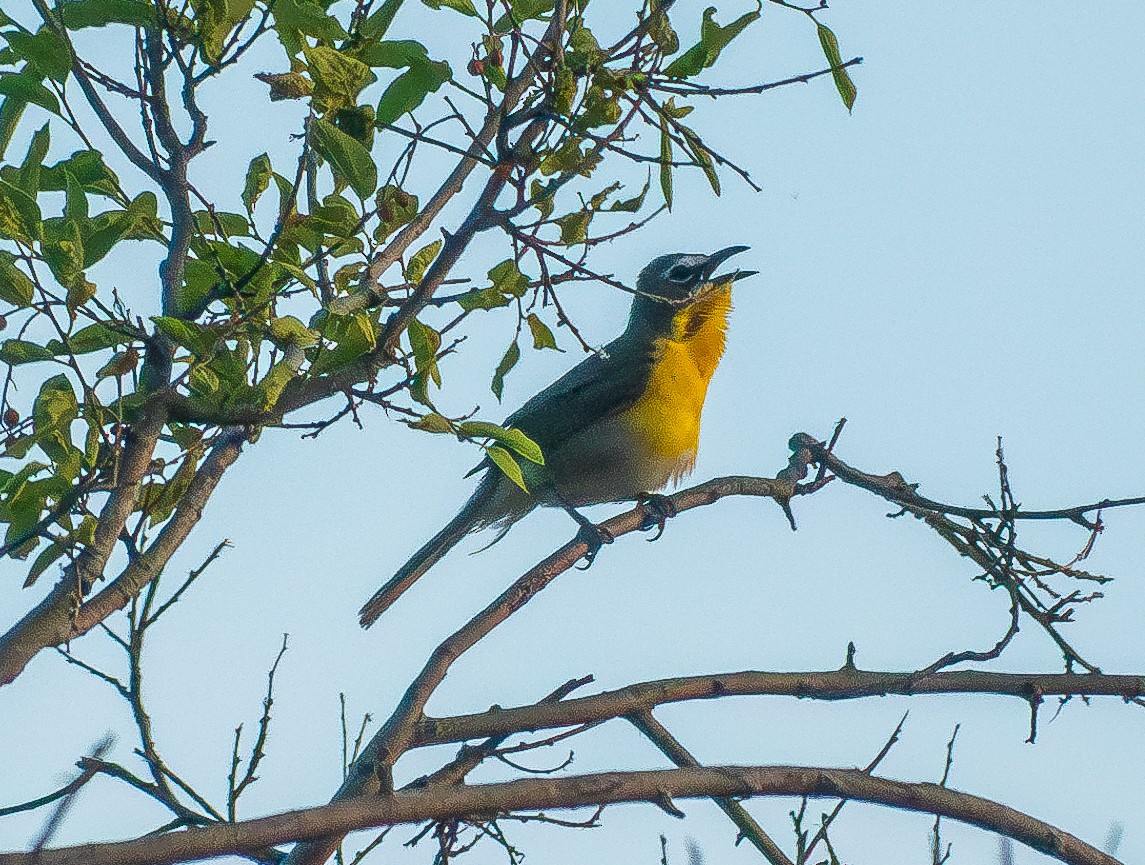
[3,765,1119,865]
[419,669,1145,748]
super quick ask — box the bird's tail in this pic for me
[359,489,491,628]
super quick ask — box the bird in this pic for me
[359,245,756,628]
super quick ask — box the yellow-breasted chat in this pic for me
[359,245,756,627]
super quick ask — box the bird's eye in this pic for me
[666,264,693,283]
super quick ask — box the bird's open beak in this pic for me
[702,245,757,286]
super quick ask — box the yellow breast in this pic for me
[618,287,732,482]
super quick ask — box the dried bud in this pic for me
[467,58,485,77]
[3,407,18,427]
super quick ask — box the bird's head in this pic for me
[635,245,756,308]
[626,246,756,340]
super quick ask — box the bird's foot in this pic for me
[574,522,614,569]
[638,492,679,542]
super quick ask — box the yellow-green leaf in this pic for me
[242,153,272,211]
[407,411,452,433]
[405,238,441,283]
[491,338,519,400]
[309,116,377,199]
[816,23,857,112]
[486,443,527,491]
[526,313,560,351]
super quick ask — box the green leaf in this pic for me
[663,5,760,79]
[407,411,452,433]
[4,29,72,82]
[33,374,78,435]
[42,218,86,291]
[14,124,50,196]
[5,480,46,554]
[249,357,296,411]
[64,279,95,319]
[455,286,509,311]
[354,39,428,68]
[817,23,857,112]
[25,538,66,587]
[64,174,88,225]
[497,427,543,464]
[360,0,405,40]
[552,65,576,115]
[421,0,477,16]
[310,310,376,375]
[0,339,54,364]
[95,347,138,379]
[145,447,201,525]
[679,127,719,195]
[658,115,673,210]
[81,210,137,266]
[485,444,527,491]
[458,420,544,465]
[0,72,60,115]
[610,176,650,212]
[59,322,127,354]
[493,0,554,34]
[538,137,600,178]
[526,313,560,351]
[194,0,256,64]
[270,0,347,52]
[193,210,251,237]
[567,22,603,70]
[41,150,121,198]
[335,103,375,147]
[242,153,272,211]
[588,181,621,211]
[490,338,519,400]
[488,258,528,297]
[555,209,591,245]
[0,179,43,243]
[59,0,156,29]
[0,86,28,162]
[405,238,441,284]
[309,116,377,199]
[375,57,450,126]
[151,316,218,355]
[255,70,314,100]
[268,314,318,346]
[0,250,34,305]
[305,45,377,114]
[407,316,441,386]
[648,0,679,54]
[373,183,418,241]
[529,179,555,220]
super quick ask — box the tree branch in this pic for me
[420,669,1145,747]
[628,710,793,865]
[284,449,815,864]
[0,407,168,686]
[1,765,1118,865]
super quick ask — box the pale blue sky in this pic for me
[2,3,1144,863]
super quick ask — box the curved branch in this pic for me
[793,433,1145,528]
[285,457,813,864]
[0,407,168,686]
[417,668,1145,747]
[0,426,245,686]
[0,765,1118,865]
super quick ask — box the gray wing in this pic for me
[505,336,655,453]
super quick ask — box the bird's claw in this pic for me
[639,492,678,542]
[575,522,614,569]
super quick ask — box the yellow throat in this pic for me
[621,285,733,480]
